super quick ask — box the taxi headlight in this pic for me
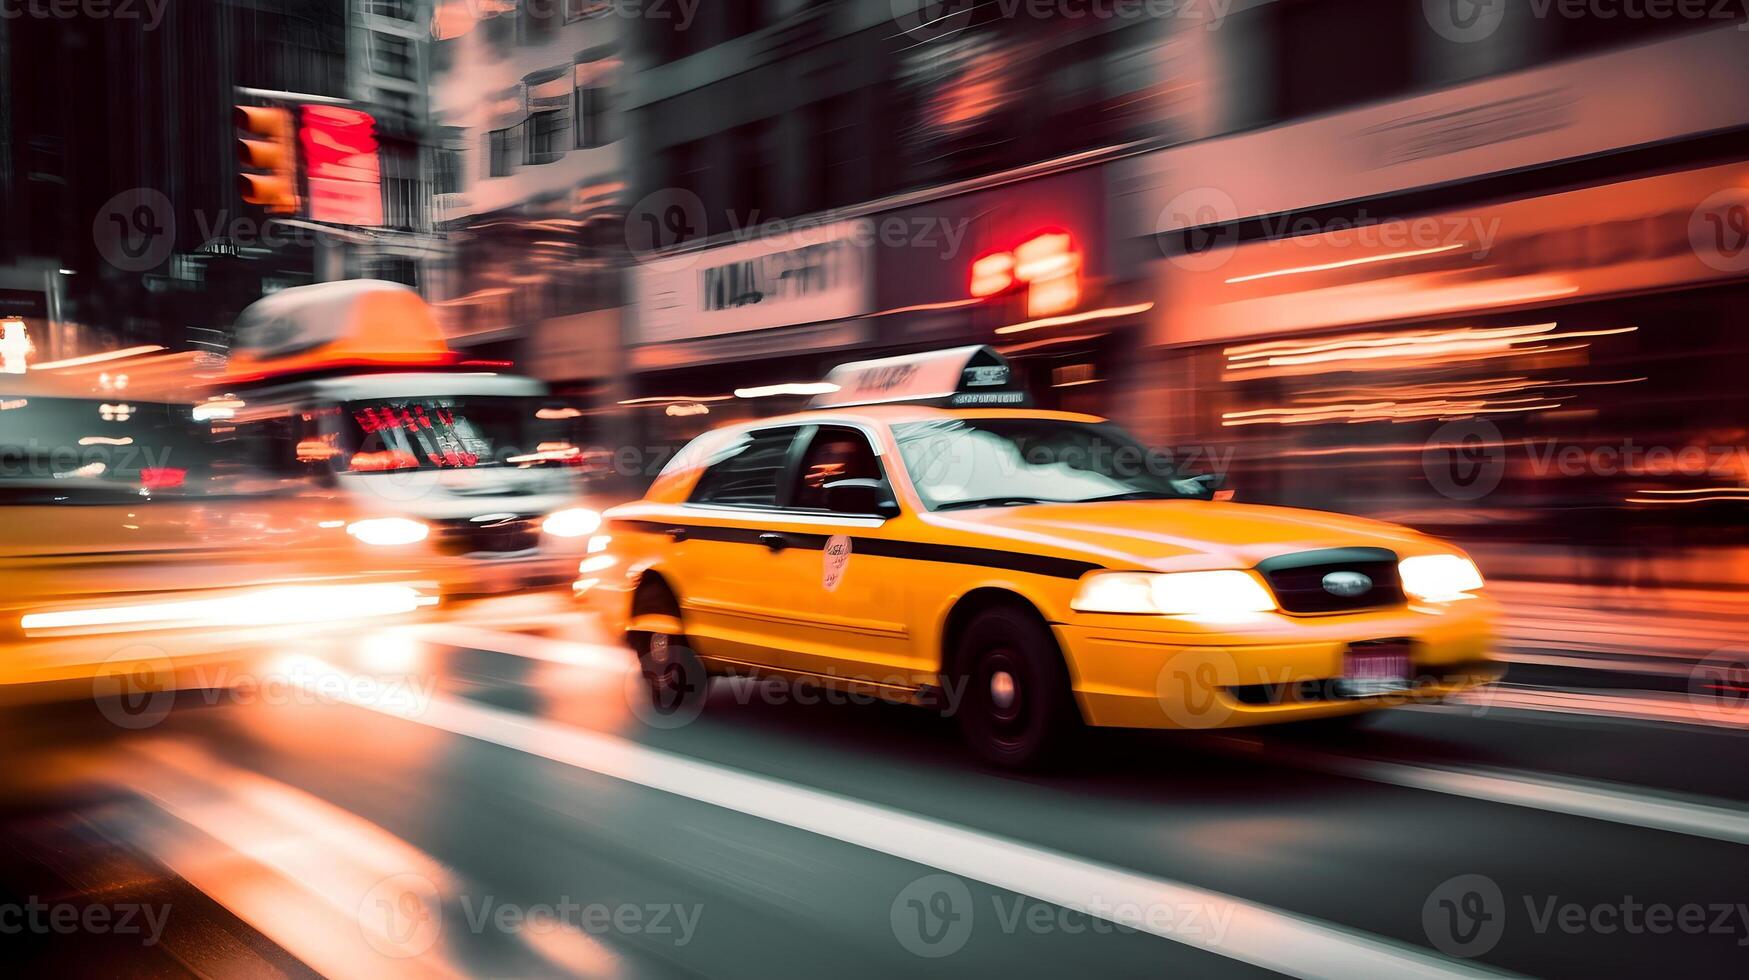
[542,507,602,538]
[1399,554,1485,602]
[1071,570,1276,616]
[346,517,429,546]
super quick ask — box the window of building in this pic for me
[371,87,416,119]
[369,32,416,81]
[730,119,777,222]
[488,127,519,177]
[526,109,569,164]
[688,428,800,507]
[364,0,414,20]
[574,83,613,148]
[433,147,464,195]
[807,94,860,213]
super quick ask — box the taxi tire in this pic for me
[954,607,1081,770]
[637,630,708,716]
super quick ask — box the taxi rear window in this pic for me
[688,427,798,506]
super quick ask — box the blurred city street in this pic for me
[7,0,1749,976]
[3,590,1749,978]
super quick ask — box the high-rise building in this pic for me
[424,0,628,416]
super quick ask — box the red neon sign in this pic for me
[969,231,1082,316]
[299,105,384,226]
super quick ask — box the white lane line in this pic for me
[323,667,1507,980]
[414,626,1749,845]
[1437,685,1749,729]
[1262,747,1749,847]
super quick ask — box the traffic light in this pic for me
[235,104,298,213]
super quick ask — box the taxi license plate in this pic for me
[1338,640,1413,697]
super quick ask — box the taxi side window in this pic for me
[789,426,884,511]
[688,427,798,507]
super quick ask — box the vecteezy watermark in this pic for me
[93,653,438,731]
[1155,187,1502,274]
[1422,419,1508,502]
[1688,647,1749,724]
[1422,419,1749,501]
[1425,0,1749,43]
[0,897,172,946]
[889,873,1233,958]
[625,187,975,267]
[358,874,702,960]
[1690,188,1749,274]
[93,189,447,274]
[1424,873,1749,958]
[889,0,1231,43]
[621,637,979,731]
[0,0,169,30]
[94,188,175,273]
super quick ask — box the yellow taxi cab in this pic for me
[580,347,1500,767]
[0,364,436,699]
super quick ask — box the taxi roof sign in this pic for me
[811,346,1031,409]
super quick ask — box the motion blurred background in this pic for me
[3,1,1749,689]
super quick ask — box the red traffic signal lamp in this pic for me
[235,105,298,214]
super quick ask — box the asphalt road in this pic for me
[2,594,1746,979]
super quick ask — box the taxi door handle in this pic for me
[664,526,688,542]
[758,532,788,552]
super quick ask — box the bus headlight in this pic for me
[542,507,601,538]
[1399,554,1485,602]
[346,517,429,546]
[1071,570,1276,616]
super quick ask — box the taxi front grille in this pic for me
[1257,548,1404,614]
[434,517,540,557]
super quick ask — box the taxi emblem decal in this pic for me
[823,534,852,591]
[1321,571,1373,597]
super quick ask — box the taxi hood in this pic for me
[922,499,1444,572]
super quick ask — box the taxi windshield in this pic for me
[0,396,216,493]
[892,417,1206,511]
[339,396,565,470]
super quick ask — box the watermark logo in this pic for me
[1690,188,1749,274]
[94,188,175,273]
[623,635,709,729]
[1155,648,1238,729]
[891,873,975,958]
[1423,873,1507,958]
[1156,186,1241,272]
[1688,647,1749,724]
[626,187,709,267]
[1422,0,1508,42]
[0,0,169,30]
[1422,419,1507,501]
[91,645,177,730]
[359,873,444,958]
[0,897,171,946]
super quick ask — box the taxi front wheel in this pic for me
[953,607,1082,770]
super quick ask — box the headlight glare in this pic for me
[1072,570,1276,616]
[542,507,602,538]
[1399,554,1484,601]
[346,517,429,546]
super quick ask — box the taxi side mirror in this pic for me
[823,478,899,518]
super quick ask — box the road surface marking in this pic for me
[316,660,1508,980]
[418,626,1749,845]
[1254,745,1749,847]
